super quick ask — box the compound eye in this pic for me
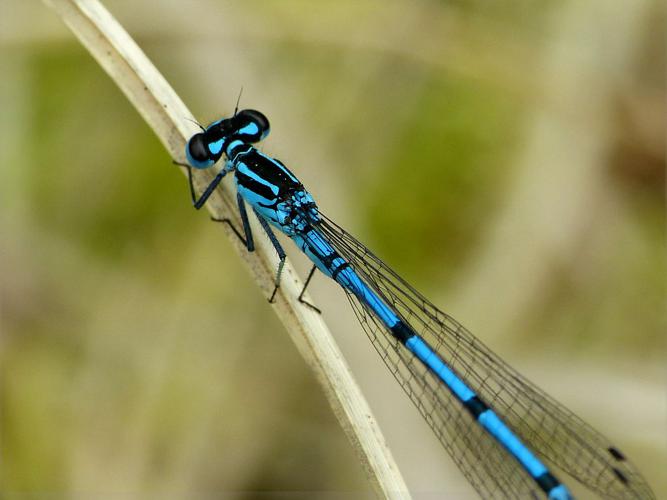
[235,109,270,142]
[186,133,214,169]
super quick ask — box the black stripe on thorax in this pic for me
[243,152,302,194]
[236,170,276,201]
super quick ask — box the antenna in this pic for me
[234,86,244,116]
[185,117,205,132]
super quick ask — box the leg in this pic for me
[253,209,286,303]
[211,192,255,251]
[174,159,228,210]
[172,160,200,204]
[298,265,321,314]
[191,168,228,210]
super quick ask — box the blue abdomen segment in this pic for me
[405,335,572,500]
[548,485,574,500]
[295,226,571,499]
[295,228,399,329]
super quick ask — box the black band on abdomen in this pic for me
[390,321,415,343]
[536,472,561,494]
[331,262,350,281]
[463,396,489,419]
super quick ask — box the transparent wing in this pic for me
[315,212,655,500]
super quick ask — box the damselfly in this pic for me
[179,109,654,500]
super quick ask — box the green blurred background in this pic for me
[1,0,665,498]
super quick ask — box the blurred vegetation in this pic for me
[366,76,520,282]
[1,0,665,499]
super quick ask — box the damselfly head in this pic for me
[185,109,270,169]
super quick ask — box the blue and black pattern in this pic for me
[181,109,655,500]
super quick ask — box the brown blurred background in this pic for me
[1,1,665,498]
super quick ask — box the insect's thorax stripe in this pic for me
[236,168,276,202]
[244,151,300,191]
[234,149,304,206]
